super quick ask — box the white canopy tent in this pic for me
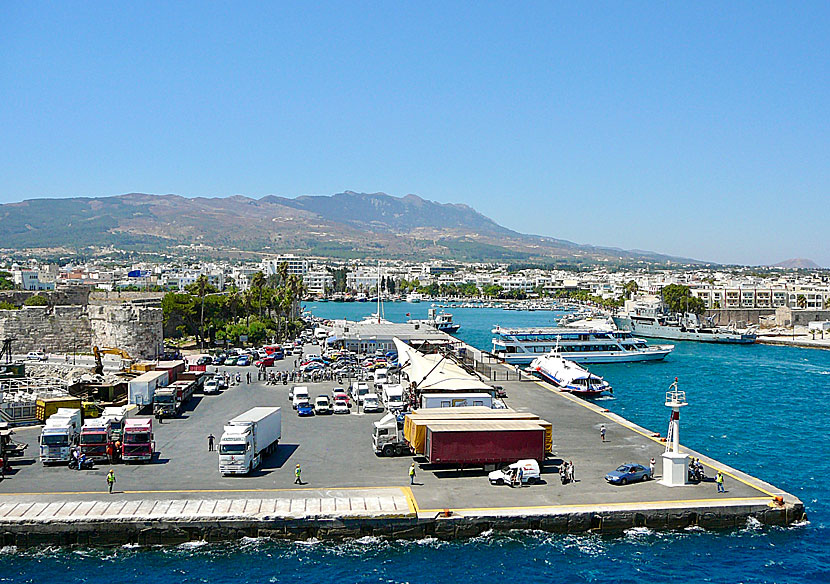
[393,337,492,393]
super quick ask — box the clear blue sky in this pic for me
[2,3,828,266]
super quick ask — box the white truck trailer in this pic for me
[419,392,494,409]
[219,407,282,475]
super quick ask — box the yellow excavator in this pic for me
[92,346,133,375]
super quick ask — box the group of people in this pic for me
[559,460,575,484]
[689,457,706,482]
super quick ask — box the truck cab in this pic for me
[121,418,154,462]
[153,387,179,418]
[218,425,253,474]
[39,408,82,464]
[372,413,408,457]
[80,418,112,461]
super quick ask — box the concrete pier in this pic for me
[0,344,804,546]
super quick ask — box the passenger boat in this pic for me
[612,310,757,343]
[529,352,612,397]
[492,326,674,365]
[408,308,460,333]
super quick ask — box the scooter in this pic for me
[68,457,94,470]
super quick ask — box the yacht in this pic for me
[492,326,674,365]
[613,303,757,344]
[408,308,460,334]
[406,292,423,303]
[530,352,612,397]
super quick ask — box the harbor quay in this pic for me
[0,344,804,546]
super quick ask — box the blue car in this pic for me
[296,401,315,417]
[236,355,251,366]
[605,463,652,485]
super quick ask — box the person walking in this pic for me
[409,462,416,485]
[294,464,302,485]
[106,443,114,464]
[649,457,656,478]
[106,469,116,494]
[716,471,725,493]
[208,433,215,452]
[567,460,575,483]
[600,425,606,442]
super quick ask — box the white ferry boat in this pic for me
[492,326,674,365]
[612,310,757,344]
[530,352,612,397]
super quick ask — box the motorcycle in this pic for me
[68,457,94,471]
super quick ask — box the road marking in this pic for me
[532,380,777,498]
[417,496,774,514]
[0,485,416,497]
[401,486,419,514]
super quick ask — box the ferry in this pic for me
[529,352,612,397]
[492,326,674,365]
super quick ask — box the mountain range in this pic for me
[0,191,701,264]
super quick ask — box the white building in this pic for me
[262,255,308,277]
[304,270,335,296]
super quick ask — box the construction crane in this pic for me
[0,338,14,365]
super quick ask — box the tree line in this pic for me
[162,264,306,349]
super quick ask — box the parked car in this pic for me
[333,399,350,414]
[605,463,653,485]
[314,396,332,415]
[26,351,48,361]
[203,377,220,395]
[255,356,275,368]
[292,387,310,409]
[488,459,541,485]
[212,355,226,365]
[236,355,251,366]
[224,355,238,366]
[296,400,314,417]
[332,389,351,407]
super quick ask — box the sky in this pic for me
[1,3,828,266]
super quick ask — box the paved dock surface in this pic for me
[0,344,798,530]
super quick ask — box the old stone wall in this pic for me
[88,303,163,359]
[0,302,162,359]
[706,308,775,327]
[775,306,830,327]
[89,290,166,305]
[0,287,92,307]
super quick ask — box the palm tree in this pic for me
[796,294,807,309]
[195,275,209,350]
[251,271,266,318]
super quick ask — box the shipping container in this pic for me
[404,409,544,454]
[128,370,169,407]
[424,420,546,466]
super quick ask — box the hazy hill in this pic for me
[0,191,700,264]
[773,258,821,269]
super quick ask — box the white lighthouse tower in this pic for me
[660,377,690,487]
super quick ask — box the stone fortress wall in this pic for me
[0,302,162,359]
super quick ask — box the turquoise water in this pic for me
[5,302,828,583]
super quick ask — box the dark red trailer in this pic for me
[423,420,547,467]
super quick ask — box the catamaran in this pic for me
[529,351,612,397]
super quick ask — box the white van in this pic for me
[349,382,370,404]
[381,384,405,411]
[362,393,383,413]
[488,459,541,486]
[373,368,388,389]
[292,386,310,409]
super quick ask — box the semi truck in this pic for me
[39,408,82,464]
[101,406,127,442]
[121,418,154,462]
[419,392,494,409]
[372,407,553,457]
[153,386,179,418]
[423,420,546,468]
[79,417,114,461]
[219,407,282,475]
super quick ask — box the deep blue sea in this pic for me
[5,302,828,583]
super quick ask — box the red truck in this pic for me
[423,420,546,468]
[122,418,154,463]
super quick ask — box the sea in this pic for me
[5,302,828,583]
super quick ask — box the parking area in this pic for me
[0,344,772,513]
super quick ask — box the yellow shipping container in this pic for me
[35,396,82,423]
